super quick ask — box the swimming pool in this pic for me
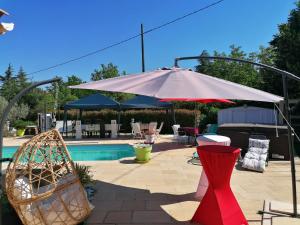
[2,144,135,161]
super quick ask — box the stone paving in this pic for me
[3,135,300,224]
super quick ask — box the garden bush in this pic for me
[58,109,197,134]
[12,120,35,130]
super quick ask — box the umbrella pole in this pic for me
[282,75,297,216]
[175,56,299,217]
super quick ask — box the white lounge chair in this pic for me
[155,122,164,138]
[131,122,144,139]
[148,122,158,134]
[172,124,188,144]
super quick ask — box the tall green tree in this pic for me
[47,77,78,111]
[0,64,14,83]
[91,63,119,81]
[196,45,263,89]
[256,46,283,96]
[65,75,94,98]
[90,63,132,102]
[16,66,29,89]
[0,64,18,101]
[270,1,300,98]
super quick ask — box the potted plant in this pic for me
[13,120,29,137]
[133,143,152,163]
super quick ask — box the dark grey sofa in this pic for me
[217,123,290,160]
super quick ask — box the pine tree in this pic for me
[0,64,18,101]
[17,66,28,89]
[0,63,14,83]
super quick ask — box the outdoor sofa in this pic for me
[217,123,290,160]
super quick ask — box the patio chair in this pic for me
[5,129,93,225]
[172,124,188,144]
[131,122,144,139]
[148,122,158,134]
[55,120,64,133]
[204,123,218,134]
[155,122,164,137]
[242,134,270,172]
[104,124,112,137]
[85,124,92,137]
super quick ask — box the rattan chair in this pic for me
[5,129,93,225]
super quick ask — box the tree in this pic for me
[196,45,263,89]
[46,77,78,112]
[0,63,14,83]
[270,1,300,98]
[16,66,29,89]
[256,46,283,96]
[91,63,119,81]
[0,64,18,101]
[65,75,94,98]
[8,103,29,122]
[90,63,132,102]
[0,96,29,123]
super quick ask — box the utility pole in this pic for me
[140,24,145,72]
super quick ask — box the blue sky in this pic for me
[0,0,296,82]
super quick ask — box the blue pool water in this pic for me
[3,144,134,161]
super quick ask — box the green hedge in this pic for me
[58,109,198,134]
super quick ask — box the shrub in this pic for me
[74,163,94,186]
[199,106,219,130]
[58,109,197,134]
[0,96,29,123]
[13,120,34,130]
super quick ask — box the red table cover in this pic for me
[191,145,248,225]
[180,127,199,136]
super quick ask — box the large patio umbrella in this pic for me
[0,9,14,35]
[69,67,283,103]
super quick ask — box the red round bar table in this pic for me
[191,145,248,225]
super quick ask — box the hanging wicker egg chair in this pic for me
[5,129,93,225]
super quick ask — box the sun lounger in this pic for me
[155,122,164,137]
[148,122,158,134]
[131,122,144,139]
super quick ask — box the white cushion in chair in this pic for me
[242,138,270,172]
[14,176,32,200]
[37,174,94,224]
[14,176,41,222]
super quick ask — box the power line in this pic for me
[28,0,225,76]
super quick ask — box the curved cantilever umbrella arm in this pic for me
[0,77,61,224]
[174,56,300,82]
[175,55,299,218]
[0,77,61,174]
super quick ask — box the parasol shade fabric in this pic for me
[160,98,235,104]
[0,22,14,34]
[69,67,283,103]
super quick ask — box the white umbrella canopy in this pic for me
[0,9,14,35]
[70,67,283,103]
[0,22,14,34]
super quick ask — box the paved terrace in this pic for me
[3,136,300,224]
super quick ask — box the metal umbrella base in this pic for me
[259,200,300,224]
